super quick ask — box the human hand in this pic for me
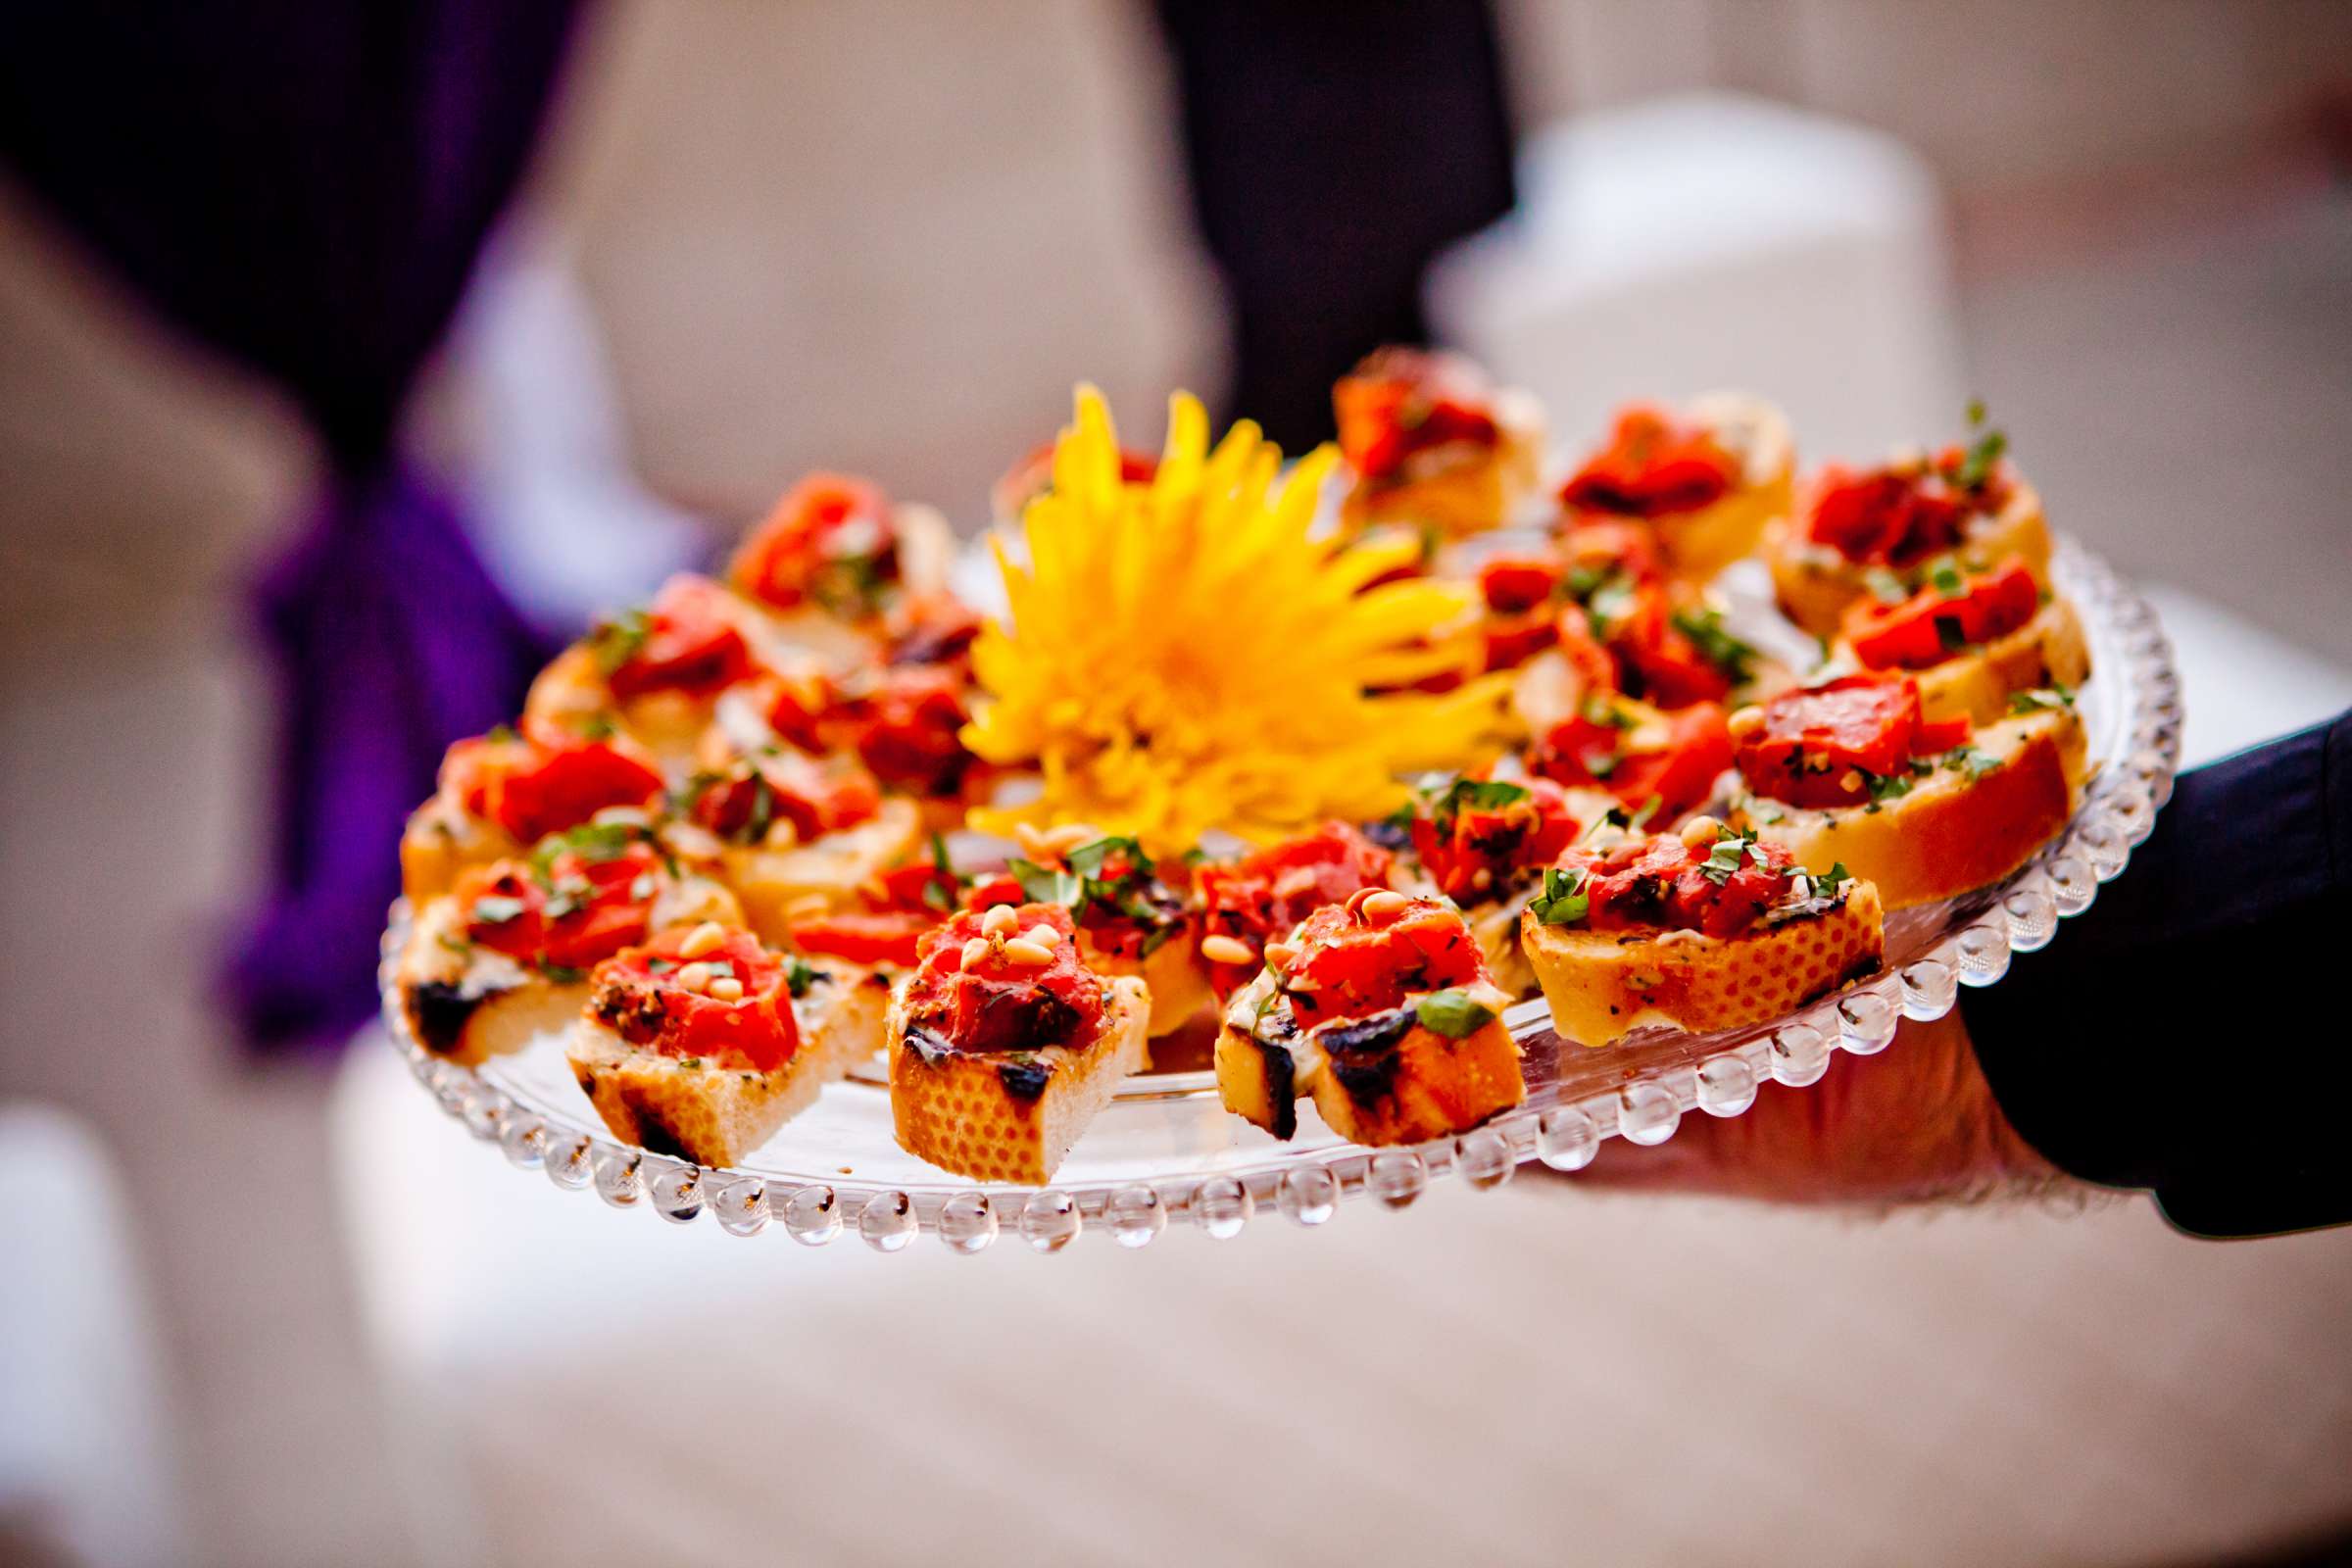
[1575,1011,2070,1206]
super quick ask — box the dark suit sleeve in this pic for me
[1962,709,2352,1238]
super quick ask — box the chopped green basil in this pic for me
[1530,865,1590,924]
[468,895,526,925]
[2008,684,2076,713]
[1669,606,1759,684]
[785,958,818,999]
[1415,988,1496,1039]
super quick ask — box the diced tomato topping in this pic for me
[1803,455,2008,568]
[601,575,754,702]
[835,665,976,798]
[445,722,663,845]
[459,840,662,972]
[1479,557,1561,614]
[901,905,1103,1054]
[1531,702,1733,820]
[729,471,900,616]
[1605,582,1735,707]
[1557,831,1799,939]
[1842,558,2039,670]
[1334,348,1501,486]
[1281,899,1485,1027]
[688,753,880,844]
[962,839,1187,963]
[1196,823,1396,990]
[588,928,800,1071]
[1737,674,1974,808]
[786,910,933,968]
[1559,406,1740,518]
[1409,778,1579,902]
[761,671,838,753]
[882,590,985,670]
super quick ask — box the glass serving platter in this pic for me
[381,536,2180,1253]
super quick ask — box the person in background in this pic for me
[1584,711,2352,1239]
[1152,0,1518,449]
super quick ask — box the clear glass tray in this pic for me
[380,537,2180,1252]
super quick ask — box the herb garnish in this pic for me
[1669,606,1758,685]
[1697,825,1760,886]
[785,958,818,999]
[1529,864,1590,925]
[469,895,526,925]
[1415,989,1496,1039]
[2009,684,2076,713]
[589,608,651,675]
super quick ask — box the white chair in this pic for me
[1427,91,1970,465]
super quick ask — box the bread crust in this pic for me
[566,960,888,1168]
[1768,474,2052,638]
[1729,709,2085,908]
[1520,881,1885,1047]
[392,897,575,1066]
[885,974,1151,1184]
[399,798,521,904]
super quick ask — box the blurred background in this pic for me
[3,3,2350,1564]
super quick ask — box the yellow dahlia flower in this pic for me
[964,386,1512,854]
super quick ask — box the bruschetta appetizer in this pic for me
[1385,775,1580,995]
[1558,395,1794,582]
[1215,892,1524,1146]
[1831,556,2089,723]
[523,573,776,761]
[400,719,666,903]
[396,821,742,1066]
[885,904,1151,1184]
[1194,822,1400,1000]
[967,829,1210,1039]
[1520,818,1885,1047]
[1334,347,1543,538]
[671,749,924,941]
[1766,417,2052,637]
[725,471,954,658]
[1724,673,2086,907]
[568,920,888,1167]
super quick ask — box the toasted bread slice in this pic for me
[886,974,1150,1185]
[392,899,581,1067]
[1088,932,1214,1042]
[1342,390,1544,537]
[723,796,926,941]
[1769,475,2052,638]
[1897,596,2090,724]
[1647,392,1795,582]
[566,957,886,1167]
[1521,880,1885,1047]
[1214,995,1526,1146]
[1729,708,2086,908]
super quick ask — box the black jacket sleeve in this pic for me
[1963,709,2352,1238]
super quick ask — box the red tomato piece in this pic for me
[447,723,664,845]
[1842,558,2039,670]
[1409,778,1580,902]
[901,905,1103,1054]
[689,753,881,844]
[786,910,933,968]
[1803,465,1977,567]
[1532,702,1733,821]
[1559,406,1740,518]
[459,840,662,972]
[1334,348,1500,485]
[1736,674,1975,808]
[1282,899,1484,1026]
[1558,831,1798,939]
[589,928,800,1071]
[836,666,977,798]
[730,472,899,615]
[1196,823,1396,988]
[603,575,755,702]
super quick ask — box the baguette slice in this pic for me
[1729,707,2087,909]
[1636,392,1795,583]
[1769,473,2052,638]
[887,974,1151,1185]
[567,956,887,1168]
[1522,880,1885,1048]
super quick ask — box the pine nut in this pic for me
[674,962,714,993]
[1000,938,1054,965]
[1727,705,1766,740]
[1022,923,1061,950]
[678,921,728,959]
[980,904,1018,938]
[1199,933,1253,966]
[959,937,992,971]
[707,976,746,1002]
[1262,940,1300,970]
[1679,815,1722,850]
[1355,890,1410,924]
